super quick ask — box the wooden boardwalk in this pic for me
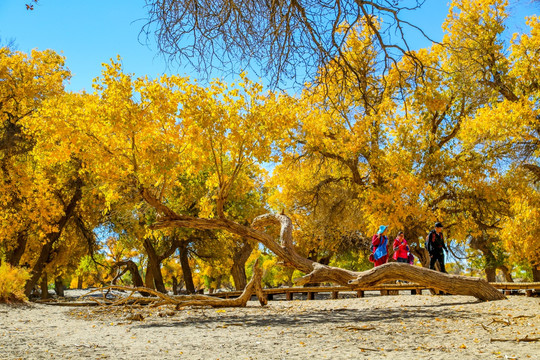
[208,282,540,300]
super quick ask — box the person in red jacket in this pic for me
[392,231,409,263]
[371,225,389,267]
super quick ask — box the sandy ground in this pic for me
[0,291,539,360]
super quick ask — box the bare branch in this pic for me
[143,0,437,88]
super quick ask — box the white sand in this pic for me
[1,293,539,359]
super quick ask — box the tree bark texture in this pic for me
[347,263,506,301]
[412,247,431,268]
[532,265,540,282]
[231,241,254,290]
[6,231,27,267]
[470,235,499,282]
[54,277,64,297]
[178,241,195,294]
[143,238,167,293]
[112,260,145,288]
[142,236,181,293]
[40,273,49,300]
[144,261,154,289]
[485,267,497,283]
[498,265,513,282]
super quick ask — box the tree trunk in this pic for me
[141,236,180,294]
[112,260,145,288]
[144,263,155,290]
[40,273,49,300]
[231,241,254,290]
[178,242,195,294]
[112,260,150,297]
[172,276,178,295]
[177,277,185,293]
[413,248,431,267]
[470,236,499,282]
[532,265,540,282]
[498,265,513,282]
[484,250,497,282]
[143,238,167,293]
[54,277,64,297]
[485,267,496,282]
[25,240,54,297]
[77,276,83,289]
[230,263,248,291]
[24,178,83,297]
[345,263,506,301]
[6,231,27,267]
[143,189,506,301]
[403,226,429,268]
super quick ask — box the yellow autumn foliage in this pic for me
[2,0,540,291]
[0,263,30,303]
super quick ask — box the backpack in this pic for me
[407,252,414,265]
[425,231,434,251]
[370,234,378,252]
[373,236,388,261]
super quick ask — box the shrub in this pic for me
[0,262,31,303]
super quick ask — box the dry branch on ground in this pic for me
[74,260,266,309]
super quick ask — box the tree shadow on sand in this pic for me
[133,298,485,330]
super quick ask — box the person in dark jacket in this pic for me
[426,222,447,273]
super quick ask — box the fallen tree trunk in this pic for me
[294,262,506,301]
[348,263,506,301]
[143,189,505,302]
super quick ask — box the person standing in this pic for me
[426,222,447,273]
[372,225,389,267]
[393,231,409,263]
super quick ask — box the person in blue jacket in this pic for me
[371,225,389,267]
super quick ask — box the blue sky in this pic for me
[0,0,170,92]
[0,0,537,93]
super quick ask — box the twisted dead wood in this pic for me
[146,189,506,302]
[77,260,267,309]
[347,263,506,301]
